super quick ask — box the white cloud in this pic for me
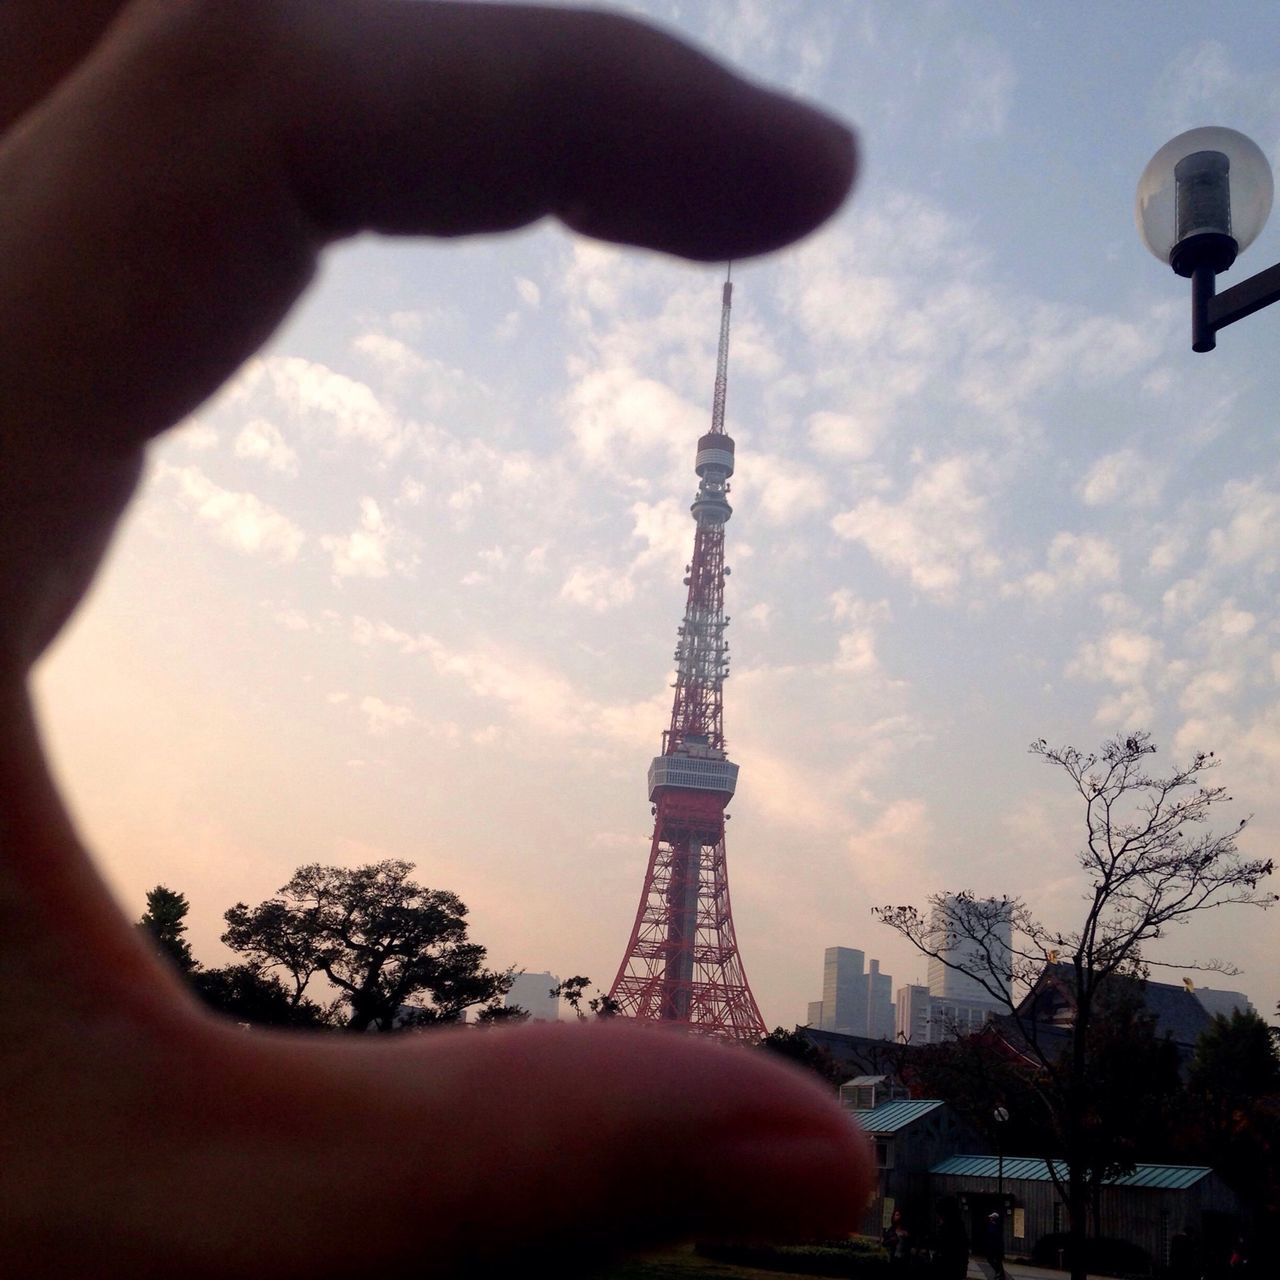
[1079,448,1163,508]
[831,455,998,597]
[1208,480,1280,571]
[741,453,830,526]
[231,355,408,459]
[174,419,219,451]
[321,497,394,580]
[948,36,1016,139]
[359,696,416,736]
[233,418,298,477]
[515,277,541,308]
[560,565,636,612]
[157,463,304,563]
[1071,628,1161,686]
[1010,532,1120,601]
[829,591,892,675]
[807,410,880,460]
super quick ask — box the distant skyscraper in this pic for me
[808,946,894,1039]
[865,958,895,1040]
[927,895,1013,1003]
[504,972,560,1022]
[821,946,867,1035]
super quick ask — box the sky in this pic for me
[34,0,1280,1028]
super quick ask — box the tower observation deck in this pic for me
[608,271,767,1041]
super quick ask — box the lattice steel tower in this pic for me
[608,270,767,1041]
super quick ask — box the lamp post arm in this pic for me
[1206,259,1280,339]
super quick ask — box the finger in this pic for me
[10,1011,873,1276]
[0,0,856,451]
[0,2,131,128]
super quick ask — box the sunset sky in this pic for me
[35,0,1280,1027]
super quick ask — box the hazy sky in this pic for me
[35,0,1280,1027]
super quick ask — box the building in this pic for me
[504,972,560,1022]
[890,894,1011,1044]
[894,983,1001,1045]
[927,894,1013,1003]
[807,946,894,1040]
[930,1156,1241,1271]
[851,1098,981,1238]
[1189,984,1253,1019]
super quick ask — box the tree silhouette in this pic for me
[222,861,513,1031]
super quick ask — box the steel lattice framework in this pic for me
[608,272,767,1041]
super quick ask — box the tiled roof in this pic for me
[855,1099,946,1133]
[931,1155,1212,1191]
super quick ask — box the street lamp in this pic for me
[993,1106,1009,1205]
[1136,126,1277,352]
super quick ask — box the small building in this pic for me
[854,1099,981,1239]
[930,1156,1242,1271]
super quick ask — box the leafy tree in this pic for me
[222,861,513,1032]
[137,885,197,974]
[193,963,332,1029]
[759,1026,846,1088]
[551,975,620,1020]
[137,884,331,1028]
[1183,1008,1280,1241]
[876,732,1276,1280]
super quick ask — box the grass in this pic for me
[596,1244,830,1279]
[596,1239,891,1280]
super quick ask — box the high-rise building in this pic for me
[504,972,560,1023]
[927,895,1013,1003]
[822,946,868,1035]
[865,958,895,1040]
[806,946,894,1040]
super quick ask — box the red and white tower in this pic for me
[608,271,767,1041]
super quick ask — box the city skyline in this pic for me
[33,1,1280,1026]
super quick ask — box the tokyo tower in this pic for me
[607,270,767,1041]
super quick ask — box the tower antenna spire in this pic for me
[608,275,766,1041]
[710,264,733,437]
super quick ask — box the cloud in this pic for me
[560,565,636,612]
[321,497,396,580]
[1079,448,1163,508]
[739,453,830,526]
[1009,532,1121,602]
[230,355,408,459]
[515,277,541,308]
[829,591,892,676]
[156,463,304,563]
[359,696,416,735]
[174,419,219,451]
[233,418,298,477]
[947,36,1016,139]
[831,455,999,597]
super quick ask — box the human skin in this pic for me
[0,3,869,1275]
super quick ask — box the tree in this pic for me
[222,861,513,1032]
[876,732,1276,1280]
[759,1026,847,1088]
[551,975,620,1020]
[1183,1009,1280,1245]
[192,963,332,1029]
[137,885,197,974]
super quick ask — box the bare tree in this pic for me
[876,732,1275,1280]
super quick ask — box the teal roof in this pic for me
[931,1156,1212,1191]
[856,1099,946,1133]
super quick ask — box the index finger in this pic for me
[0,0,856,451]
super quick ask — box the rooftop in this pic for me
[931,1156,1212,1191]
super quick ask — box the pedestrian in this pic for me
[934,1200,970,1280]
[985,1211,1007,1280]
[882,1207,911,1266]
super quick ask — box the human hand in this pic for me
[0,3,866,1275]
